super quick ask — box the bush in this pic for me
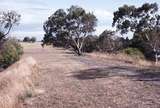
[83,36,98,53]
[23,37,30,42]
[30,37,36,43]
[97,30,124,53]
[0,38,23,68]
[122,47,145,59]
[7,38,23,55]
[23,36,36,43]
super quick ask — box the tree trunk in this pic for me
[155,53,158,64]
[76,47,82,56]
[71,37,83,56]
[4,24,12,36]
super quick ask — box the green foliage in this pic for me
[23,36,36,43]
[7,38,23,55]
[83,35,98,53]
[43,5,97,55]
[97,30,124,53]
[122,47,145,59]
[112,3,159,35]
[23,37,30,42]
[113,2,160,60]
[42,34,54,45]
[0,38,23,68]
[30,37,36,43]
[0,11,21,41]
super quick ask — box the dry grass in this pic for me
[0,57,39,108]
[18,43,160,108]
[88,52,157,67]
[20,42,41,48]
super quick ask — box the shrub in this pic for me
[83,36,98,53]
[30,37,36,43]
[97,30,124,53]
[7,38,23,55]
[0,38,23,68]
[122,47,145,59]
[23,37,30,42]
[23,36,36,43]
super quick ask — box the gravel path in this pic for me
[22,43,160,108]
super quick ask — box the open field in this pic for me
[0,1,160,108]
[22,43,160,108]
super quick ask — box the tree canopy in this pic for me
[23,36,36,43]
[112,3,159,35]
[43,5,97,55]
[112,3,160,62]
[0,11,21,41]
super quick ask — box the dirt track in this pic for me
[22,43,160,108]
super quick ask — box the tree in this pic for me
[23,37,30,42]
[97,30,123,53]
[66,6,97,55]
[23,37,36,43]
[42,34,54,45]
[43,9,69,47]
[112,3,160,62]
[82,35,98,52]
[0,11,21,41]
[43,6,97,55]
[30,37,36,43]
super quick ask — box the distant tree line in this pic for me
[23,36,36,43]
[42,3,160,62]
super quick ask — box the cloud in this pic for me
[85,8,114,35]
[20,9,50,25]
[11,30,44,40]
[0,0,47,11]
[94,9,113,21]
[0,0,54,40]
[95,25,115,35]
[0,0,114,40]
[86,8,113,21]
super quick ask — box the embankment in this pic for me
[0,57,39,108]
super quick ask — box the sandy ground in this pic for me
[22,43,160,108]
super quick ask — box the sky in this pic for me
[0,0,159,40]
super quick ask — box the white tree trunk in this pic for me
[155,53,158,64]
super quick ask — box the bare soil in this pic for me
[22,43,160,108]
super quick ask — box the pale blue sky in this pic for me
[0,0,159,40]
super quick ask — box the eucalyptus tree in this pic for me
[43,9,70,47]
[98,30,124,52]
[112,3,160,62]
[43,6,97,55]
[66,6,97,55]
[0,10,21,41]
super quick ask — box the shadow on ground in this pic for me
[72,66,160,82]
